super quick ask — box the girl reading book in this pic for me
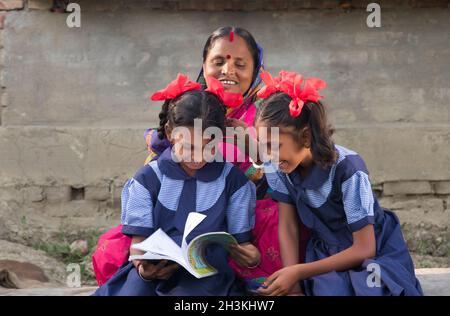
[94,74,260,296]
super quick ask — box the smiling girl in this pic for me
[94,75,259,296]
[254,70,423,296]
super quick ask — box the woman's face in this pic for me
[203,35,255,96]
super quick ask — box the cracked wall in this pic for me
[0,1,449,243]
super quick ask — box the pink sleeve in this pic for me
[221,103,258,176]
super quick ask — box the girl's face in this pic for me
[255,122,313,174]
[203,35,255,96]
[168,126,216,175]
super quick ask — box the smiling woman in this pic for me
[201,27,258,96]
[146,26,264,165]
[196,27,263,125]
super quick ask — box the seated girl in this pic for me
[94,74,260,296]
[254,70,423,296]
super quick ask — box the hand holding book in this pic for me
[138,260,179,281]
[228,243,261,268]
[129,212,239,279]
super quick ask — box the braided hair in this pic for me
[156,90,227,140]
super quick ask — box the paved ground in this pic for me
[0,269,448,296]
[415,268,450,296]
[0,286,97,296]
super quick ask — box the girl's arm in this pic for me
[259,224,376,296]
[297,224,375,278]
[278,202,300,267]
[226,177,261,268]
[278,202,303,295]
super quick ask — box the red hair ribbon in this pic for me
[257,70,327,118]
[150,73,202,101]
[205,76,244,108]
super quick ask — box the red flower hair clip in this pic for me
[257,70,327,118]
[205,76,244,108]
[150,73,202,101]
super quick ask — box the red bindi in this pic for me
[226,54,231,59]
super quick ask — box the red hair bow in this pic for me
[205,76,244,108]
[150,73,202,101]
[257,70,327,118]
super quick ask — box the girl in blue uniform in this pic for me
[94,74,260,296]
[254,70,423,296]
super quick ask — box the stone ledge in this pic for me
[415,268,450,296]
[27,0,52,11]
[434,181,450,195]
[0,0,23,11]
[0,286,97,296]
[383,181,434,196]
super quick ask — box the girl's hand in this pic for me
[137,260,180,280]
[257,265,302,296]
[229,243,261,268]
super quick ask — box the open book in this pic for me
[129,212,238,278]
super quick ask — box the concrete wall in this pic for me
[0,0,449,208]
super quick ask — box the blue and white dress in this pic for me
[265,145,423,296]
[94,147,256,296]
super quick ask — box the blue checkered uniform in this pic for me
[95,147,256,296]
[265,145,423,296]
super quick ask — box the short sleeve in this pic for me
[121,178,155,237]
[263,162,295,205]
[341,171,375,232]
[226,181,256,243]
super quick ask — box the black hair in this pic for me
[256,92,337,168]
[202,26,260,86]
[157,90,226,140]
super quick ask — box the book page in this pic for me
[131,228,185,264]
[129,251,192,273]
[189,232,238,251]
[185,232,238,278]
[181,212,207,251]
[129,213,233,279]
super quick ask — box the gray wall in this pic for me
[1,1,449,195]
